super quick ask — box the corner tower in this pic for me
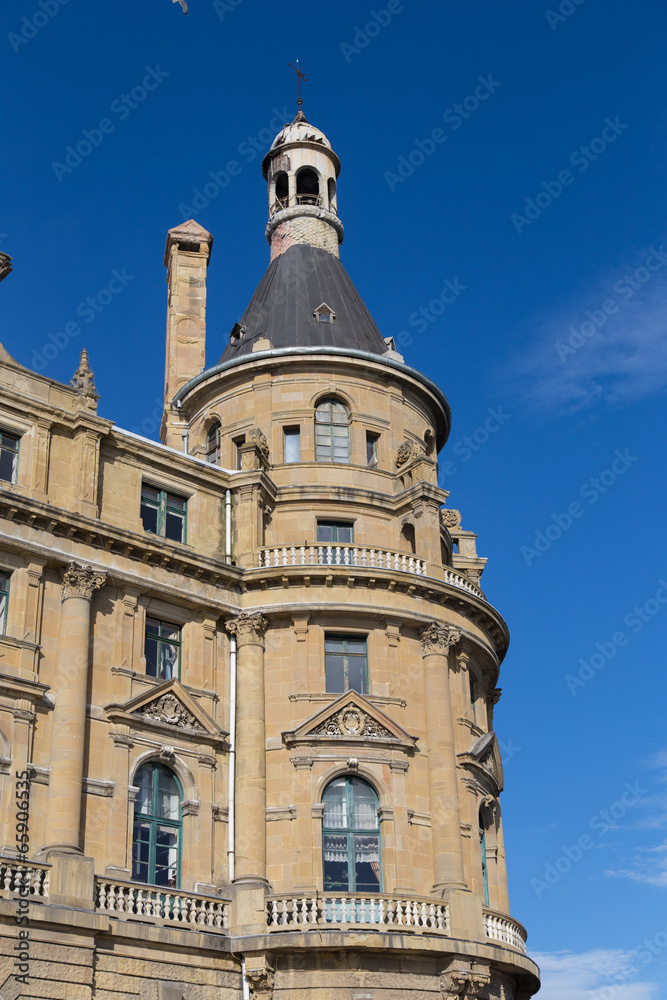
[167,112,540,1000]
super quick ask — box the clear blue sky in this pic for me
[3,1,667,996]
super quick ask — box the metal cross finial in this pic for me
[288,59,308,111]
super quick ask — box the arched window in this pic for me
[274,171,289,209]
[132,763,182,888]
[296,167,320,205]
[479,811,490,906]
[327,177,336,211]
[315,398,350,463]
[322,776,381,893]
[206,422,221,465]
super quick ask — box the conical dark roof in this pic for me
[219,245,388,361]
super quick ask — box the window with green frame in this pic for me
[144,618,181,680]
[317,520,354,564]
[322,776,381,893]
[140,486,187,543]
[0,572,9,635]
[480,813,490,906]
[132,763,182,888]
[324,635,367,694]
[0,430,19,484]
[315,399,350,463]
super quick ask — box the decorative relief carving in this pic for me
[225,613,268,647]
[140,693,203,731]
[396,438,426,468]
[420,622,462,657]
[61,562,107,601]
[310,704,393,740]
[440,963,491,1000]
[440,507,462,529]
[245,969,274,999]
[248,427,270,460]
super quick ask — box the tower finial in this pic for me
[288,59,308,115]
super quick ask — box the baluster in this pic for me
[352,546,359,566]
[299,545,306,565]
[343,545,350,566]
[97,881,107,910]
[334,545,341,566]
[223,902,230,928]
[396,899,404,925]
[270,899,278,926]
[379,896,385,925]
[290,545,297,565]
[281,546,288,566]
[407,555,413,573]
[370,548,376,568]
[308,545,315,565]
[420,901,428,927]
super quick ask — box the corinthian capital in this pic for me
[225,612,268,647]
[420,622,462,658]
[61,562,107,601]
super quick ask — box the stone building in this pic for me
[0,111,540,998]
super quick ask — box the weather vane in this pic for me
[288,59,308,113]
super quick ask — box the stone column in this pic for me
[42,562,106,855]
[420,622,466,892]
[225,613,269,885]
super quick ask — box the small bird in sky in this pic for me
[173,0,188,13]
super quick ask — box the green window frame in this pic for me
[144,618,181,680]
[0,430,19,484]
[480,814,490,906]
[0,572,9,635]
[132,763,182,888]
[206,423,221,465]
[140,486,187,543]
[315,399,350,463]
[322,776,381,894]
[324,634,367,694]
[317,521,354,565]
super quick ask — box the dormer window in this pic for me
[230,322,246,344]
[314,302,335,324]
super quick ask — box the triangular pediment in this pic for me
[283,691,418,751]
[105,679,226,744]
[459,731,504,792]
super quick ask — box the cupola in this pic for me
[262,110,344,261]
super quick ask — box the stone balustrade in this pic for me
[95,880,229,932]
[483,909,527,953]
[0,860,50,898]
[443,567,484,598]
[259,544,427,576]
[267,894,449,933]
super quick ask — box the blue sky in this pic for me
[3,0,667,995]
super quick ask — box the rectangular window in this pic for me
[145,618,181,680]
[284,427,301,463]
[0,572,9,635]
[0,430,19,484]
[325,635,367,694]
[141,486,187,543]
[366,433,379,467]
[317,521,354,564]
[234,436,245,470]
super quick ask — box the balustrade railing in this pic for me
[95,879,229,932]
[0,860,49,898]
[443,567,484,598]
[267,894,449,933]
[483,910,527,953]
[259,544,426,576]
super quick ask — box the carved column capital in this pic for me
[246,969,274,999]
[225,612,268,647]
[420,622,462,658]
[61,562,107,602]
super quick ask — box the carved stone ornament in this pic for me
[225,613,268,647]
[396,438,426,468]
[310,704,393,740]
[141,694,202,731]
[248,427,270,460]
[440,507,462,529]
[70,347,100,406]
[439,970,469,997]
[420,622,462,657]
[61,562,107,601]
[468,971,492,998]
[245,969,274,999]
